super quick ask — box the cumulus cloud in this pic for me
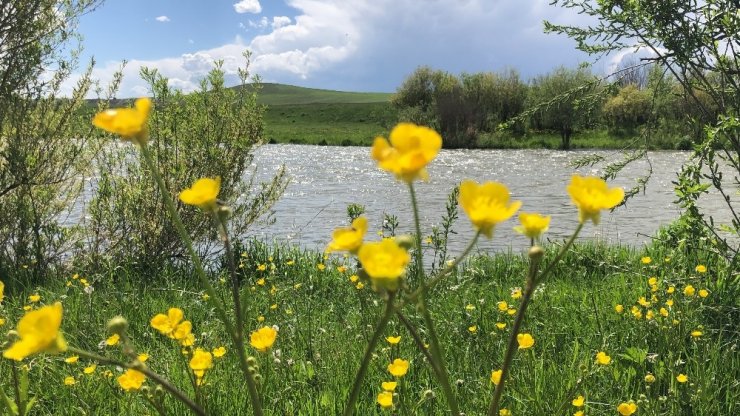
[155,15,170,22]
[271,16,291,29]
[234,0,261,14]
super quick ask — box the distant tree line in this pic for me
[392,62,721,149]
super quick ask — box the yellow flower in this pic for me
[683,285,696,297]
[496,322,507,330]
[615,304,624,313]
[179,177,221,211]
[659,307,669,317]
[676,373,688,383]
[617,402,637,415]
[381,381,397,391]
[497,301,509,312]
[117,368,146,392]
[150,308,192,341]
[386,336,401,345]
[645,309,655,320]
[698,289,709,298]
[695,264,707,273]
[517,333,534,349]
[574,411,584,416]
[510,288,522,299]
[3,302,67,361]
[459,180,521,238]
[377,391,394,409]
[371,122,442,182]
[648,277,658,285]
[326,217,368,253]
[137,353,149,362]
[190,348,213,381]
[317,264,326,271]
[106,334,120,346]
[356,282,365,290]
[0,279,4,304]
[83,364,97,375]
[64,376,76,386]
[595,351,611,365]
[507,308,517,316]
[665,299,674,307]
[644,373,656,383]
[213,347,226,357]
[337,265,348,273]
[468,325,478,334]
[667,286,675,294]
[572,395,585,407]
[28,294,41,303]
[387,358,409,377]
[357,239,410,291]
[490,369,502,385]
[465,304,476,311]
[92,98,152,145]
[499,409,511,416]
[250,326,277,352]
[567,175,624,224]
[637,297,651,307]
[65,355,79,364]
[641,256,652,264]
[514,212,551,239]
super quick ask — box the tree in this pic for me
[602,84,652,132]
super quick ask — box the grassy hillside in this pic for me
[255,83,392,105]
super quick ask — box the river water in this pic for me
[243,145,732,254]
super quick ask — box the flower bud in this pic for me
[528,246,544,261]
[395,235,415,250]
[246,356,258,367]
[107,316,129,336]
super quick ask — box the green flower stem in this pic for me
[68,347,207,416]
[213,213,245,344]
[343,292,396,416]
[11,362,23,416]
[138,144,264,416]
[408,183,460,416]
[404,231,481,305]
[395,310,444,381]
[487,223,583,416]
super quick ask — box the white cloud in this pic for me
[155,15,170,22]
[271,16,291,29]
[248,17,269,29]
[234,0,261,14]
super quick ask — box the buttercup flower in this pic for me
[386,336,401,345]
[213,347,226,358]
[641,256,652,264]
[0,280,4,304]
[517,333,535,349]
[644,373,656,383]
[377,391,394,409]
[84,364,97,374]
[567,175,624,224]
[595,351,611,365]
[698,289,709,298]
[683,285,696,297]
[572,395,585,407]
[326,216,368,253]
[106,333,120,346]
[617,402,637,415]
[459,180,521,238]
[150,308,193,344]
[250,326,277,352]
[190,348,213,384]
[371,122,442,182]
[179,177,221,211]
[4,302,67,360]
[676,374,688,383]
[615,304,624,313]
[695,264,706,273]
[64,355,79,364]
[117,368,146,392]
[64,376,76,386]
[514,212,551,239]
[92,98,152,145]
[491,369,502,385]
[357,239,410,291]
[28,294,41,303]
[381,381,397,391]
[387,358,409,377]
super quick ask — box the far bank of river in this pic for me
[245,145,733,254]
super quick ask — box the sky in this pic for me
[67,0,622,97]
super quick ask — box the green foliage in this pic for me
[603,85,652,132]
[85,59,288,272]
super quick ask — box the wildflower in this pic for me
[676,374,688,383]
[500,409,511,416]
[356,282,365,290]
[644,373,656,383]
[517,333,534,349]
[459,180,521,238]
[638,297,651,307]
[256,265,267,272]
[514,212,551,239]
[496,322,507,330]
[507,308,517,316]
[387,358,409,377]
[190,348,213,384]
[381,381,397,391]
[574,412,584,416]
[648,277,658,285]
[615,304,624,313]
[257,315,265,322]
[179,177,221,211]
[65,355,79,364]
[349,275,360,283]
[0,280,4,304]
[337,265,348,273]
[117,368,146,392]
[641,256,652,264]
[3,302,66,361]
[617,402,637,415]
[326,217,368,253]
[698,289,709,298]
[659,308,669,317]
[511,288,522,299]
[683,285,695,297]
[371,122,442,182]
[250,326,277,352]
[497,301,508,312]
[465,304,476,311]
[92,98,152,145]
[28,294,41,303]
[572,395,585,407]
[631,306,642,319]
[567,175,624,225]
[213,347,226,357]
[490,369,502,385]
[645,310,655,320]
[386,336,401,345]
[377,391,394,409]
[665,299,674,307]
[667,286,675,294]
[317,264,326,271]
[137,353,149,362]
[150,308,192,341]
[64,376,76,386]
[468,325,478,334]
[695,264,706,273]
[106,334,120,346]
[83,364,97,375]
[691,330,703,338]
[357,239,410,291]
[595,351,611,365]
[202,293,210,301]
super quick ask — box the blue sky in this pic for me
[68,0,624,97]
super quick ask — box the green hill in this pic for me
[254,83,392,105]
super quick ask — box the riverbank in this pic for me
[0,238,734,415]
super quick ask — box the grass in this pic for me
[254,83,392,106]
[0,235,736,415]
